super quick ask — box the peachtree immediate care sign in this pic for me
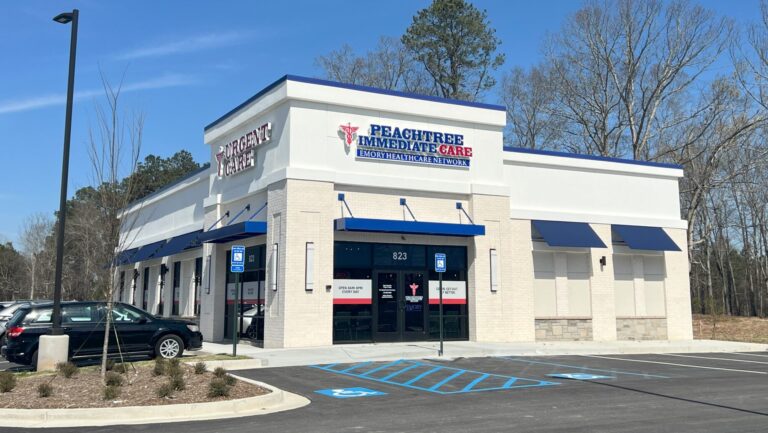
[340,123,473,168]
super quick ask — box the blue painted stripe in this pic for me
[504,146,683,170]
[428,370,466,391]
[461,374,489,392]
[360,360,403,377]
[339,361,373,373]
[403,367,444,385]
[379,363,423,381]
[502,376,519,388]
[320,363,338,371]
[205,75,506,131]
[503,357,669,378]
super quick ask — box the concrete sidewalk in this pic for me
[198,339,768,370]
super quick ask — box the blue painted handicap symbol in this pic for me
[315,387,387,399]
[547,373,614,380]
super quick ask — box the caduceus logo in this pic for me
[409,283,419,297]
[339,123,359,148]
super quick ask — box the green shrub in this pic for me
[56,362,78,378]
[155,383,174,398]
[152,358,167,376]
[207,378,230,398]
[223,374,236,386]
[0,372,17,393]
[37,383,53,398]
[105,359,116,371]
[213,366,227,378]
[167,358,180,368]
[112,363,127,374]
[103,385,121,400]
[105,371,124,387]
[193,361,207,374]
[170,375,186,391]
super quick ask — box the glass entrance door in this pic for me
[374,271,427,342]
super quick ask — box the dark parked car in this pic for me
[0,300,50,343]
[1,301,202,367]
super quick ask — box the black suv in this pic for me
[1,301,203,367]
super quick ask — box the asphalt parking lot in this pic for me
[3,352,768,432]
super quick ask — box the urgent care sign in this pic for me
[333,279,372,304]
[216,122,272,177]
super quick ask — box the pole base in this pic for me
[37,335,69,371]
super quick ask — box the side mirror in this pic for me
[137,316,148,324]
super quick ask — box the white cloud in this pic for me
[115,31,250,60]
[0,73,197,115]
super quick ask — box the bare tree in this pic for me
[316,36,437,95]
[19,213,54,299]
[543,0,731,159]
[87,72,143,380]
[500,65,563,149]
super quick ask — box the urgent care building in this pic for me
[114,75,693,348]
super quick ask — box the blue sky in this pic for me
[0,0,761,244]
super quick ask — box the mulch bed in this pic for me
[0,363,269,409]
[693,314,768,344]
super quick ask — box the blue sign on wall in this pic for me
[315,387,387,399]
[435,253,446,273]
[231,245,245,273]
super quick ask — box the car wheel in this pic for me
[155,335,183,359]
[30,350,38,369]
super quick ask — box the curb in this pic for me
[0,376,309,428]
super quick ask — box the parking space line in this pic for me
[360,360,403,376]
[661,353,768,365]
[429,370,466,391]
[403,366,443,385]
[380,363,421,380]
[732,352,768,358]
[462,374,489,392]
[584,355,768,375]
[310,360,559,394]
[503,357,669,378]
[339,361,373,373]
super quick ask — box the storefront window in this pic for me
[333,241,468,343]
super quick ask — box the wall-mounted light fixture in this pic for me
[599,256,607,267]
[205,255,212,295]
[490,248,499,292]
[305,242,314,291]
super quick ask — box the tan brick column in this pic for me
[664,228,693,340]
[589,224,617,341]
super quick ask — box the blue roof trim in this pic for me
[153,230,204,259]
[129,240,168,263]
[199,221,267,244]
[114,248,138,266]
[334,217,485,237]
[124,163,210,210]
[505,147,683,170]
[532,220,607,248]
[204,74,506,132]
[612,225,680,252]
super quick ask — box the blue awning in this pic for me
[335,218,485,237]
[200,221,267,244]
[532,220,606,248]
[154,230,203,258]
[612,225,680,251]
[114,248,138,266]
[129,240,168,263]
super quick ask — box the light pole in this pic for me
[51,9,78,335]
[37,9,78,371]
